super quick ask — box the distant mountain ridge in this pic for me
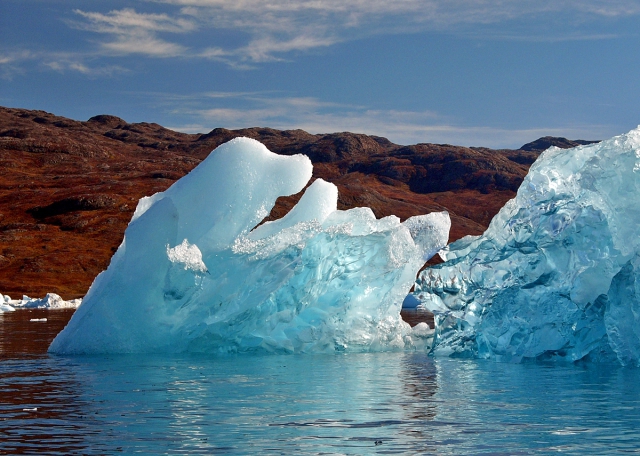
[0,106,598,297]
[519,136,599,152]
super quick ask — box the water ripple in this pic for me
[2,310,640,454]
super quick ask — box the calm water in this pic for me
[2,310,640,455]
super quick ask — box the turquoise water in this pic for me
[2,310,640,454]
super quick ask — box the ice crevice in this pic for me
[49,137,450,354]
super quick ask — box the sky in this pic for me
[1,0,640,148]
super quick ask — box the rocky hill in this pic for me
[0,106,598,298]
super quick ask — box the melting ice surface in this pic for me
[50,138,450,354]
[414,126,640,365]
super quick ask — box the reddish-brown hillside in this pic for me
[0,106,597,298]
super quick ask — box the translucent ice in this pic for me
[413,127,640,365]
[50,138,450,354]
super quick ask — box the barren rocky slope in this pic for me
[0,106,597,298]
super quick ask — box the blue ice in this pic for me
[413,127,640,365]
[50,138,450,354]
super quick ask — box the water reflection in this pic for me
[1,310,96,455]
[0,308,74,358]
[2,310,640,454]
[0,358,102,455]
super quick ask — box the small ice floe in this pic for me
[22,408,38,412]
[1,294,15,312]
[2,293,82,310]
[0,303,15,313]
[30,318,48,322]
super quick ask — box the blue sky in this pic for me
[1,0,639,148]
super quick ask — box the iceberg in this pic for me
[413,126,640,365]
[50,138,449,354]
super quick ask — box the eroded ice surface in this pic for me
[414,126,640,365]
[50,138,449,354]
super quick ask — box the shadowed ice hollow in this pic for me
[50,137,450,354]
[413,126,640,365]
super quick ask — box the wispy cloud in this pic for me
[44,59,129,77]
[72,8,196,57]
[0,50,42,79]
[569,0,640,16]
[0,50,34,65]
[156,0,640,31]
[101,36,186,57]
[0,51,31,80]
[0,48,129,79]
[156,91,609,148]
[74,8,196,33]
[4,1,636,78]
[62,0,640,67]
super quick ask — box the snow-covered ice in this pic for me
[50,138,450,354]
[413,126,640,365]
